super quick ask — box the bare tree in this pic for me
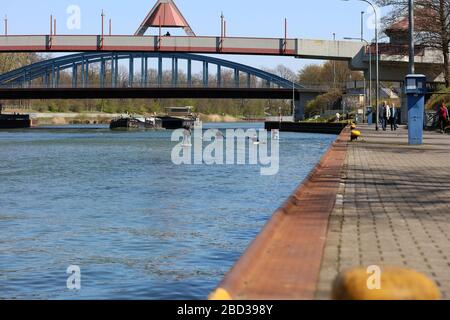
[0,53,42,74]
[377,0,450,86]
[298,61,363,87]
[262,65,297,82]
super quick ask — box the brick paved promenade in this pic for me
[317,125,450,299]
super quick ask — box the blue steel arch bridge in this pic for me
[0,52,328,120]
[0,52,303,90]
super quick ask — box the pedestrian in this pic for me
[336,112,341,122]
[437,101,448,134]
[390,104,398,131]
[378,104,384,130]
[380,101,390,131]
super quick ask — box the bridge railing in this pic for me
[0,82,280,89]
[0,82,334,91]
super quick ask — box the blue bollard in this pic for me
[405,75,427,145]
[367,107,373,125]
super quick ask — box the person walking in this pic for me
[379,103,385,130]
[390,104,398,131]
[438,101,449,134]
[380,101,390,131]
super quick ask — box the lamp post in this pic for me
[220,12,224,38]
[342,0,379,130]
[344,37,372,123]
[333,33,336,87]
[361,11,364,41]
[408,0,415,74]
[101,10,105,38]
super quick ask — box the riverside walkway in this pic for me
[317,125,450,299]
[212,124,450,300]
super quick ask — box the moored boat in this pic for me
[110,115,162,130]
[0,104,32,129]
[159,106,198,129]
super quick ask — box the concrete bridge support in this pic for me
[293,92,320,122]
[293,99,304,122]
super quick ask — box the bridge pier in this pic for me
[110,54,114,87]
[293,99,304,122]
[217,65,221,88]
[111,54,118,88]
[187,59,192,87]
[56,68,60,88]
[85,62,89,88]
[81,59,87,88]
[141,56,147,87]
[81,60,85,88]
[72,63,77,88]
[51,64,55,88]
[100,59,106,88]
[129,56,134,87]
[172,58,178,87]
[203,62,209,87]
[44,72,49,88]
[158,56,163,87]
[114,57,118,87]
[292,91,319,122]
[234,69,240,88]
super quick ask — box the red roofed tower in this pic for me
[135,0,195,36]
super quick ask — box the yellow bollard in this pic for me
[350,130,361,141]
[332,267,441,300]
[208,288,232,300]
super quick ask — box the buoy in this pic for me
[351,130,361,141]
[332,267,441,300]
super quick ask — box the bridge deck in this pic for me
[0,36,363,60]
[0,87,325,100]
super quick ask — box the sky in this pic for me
[0,0,389,73]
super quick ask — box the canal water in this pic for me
[0,123,336,299]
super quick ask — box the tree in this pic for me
[298,61,363,86]
[0,53,42,73]
[305,89,343,117]
[377,0,450,86]
[262,64,297,82]
[298,64,323,84]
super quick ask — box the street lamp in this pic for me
[342,0,379,130]
[361,11,364,41]
[333,33,336,87]
[408,0,415,74]
[344,37,372,123]
[4,15,7,36]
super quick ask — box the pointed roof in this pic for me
[135,0,195,36]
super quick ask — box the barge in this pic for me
[265,121,347,135]
[110,116,162,130]
[158,116,196,130]
[109,107,199,130]
[0,105,32,129]
[159,106,197,129]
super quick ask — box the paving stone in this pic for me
[317,126,450,299]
